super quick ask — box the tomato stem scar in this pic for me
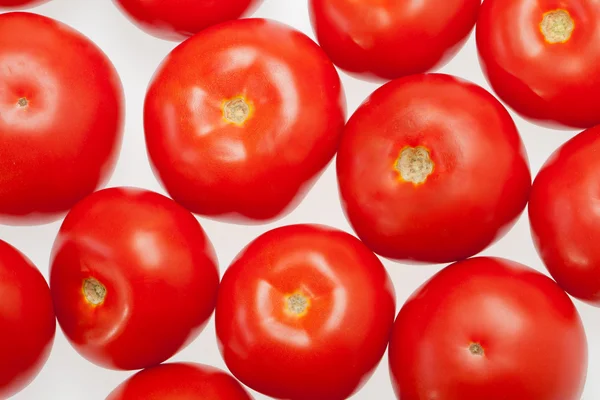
[17,97,28,107]
[540,9,574,44]
[82,277,106,306]
[469,342,485,356]
[395,146,434,184]
[286,292,310,317]
[223,97,251,125]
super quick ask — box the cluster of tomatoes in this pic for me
[1,0,599,399]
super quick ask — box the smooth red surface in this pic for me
[113,0,263,41]
[0,0,48,8]
[0,12,124,225]
[337,73,531,263]
[216,224,396,400]
[0,240,55,398]
[106,362,254,400]
[530,125,600,306]
[144,18,346,223]
[477,0,600,129]
[50,187,219,370]
[389,257,588,400]
[309,0,480,81]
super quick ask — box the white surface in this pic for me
[0,1,597,399]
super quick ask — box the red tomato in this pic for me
[477,0,600,129]
[0,12,123,225]
[0,239,55,398]
[216,224,396,400]
[389,257,588,400]
[49,187,219,370]
[0,0,49,8]
[336,73,531,263]
[113,0,264,41]
[106,362,254,400]
[529,125,600,306]
[309,0,480,81]
[144,18,346,223]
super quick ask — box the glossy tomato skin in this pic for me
[50,187,219,370]
[337,73,531,264]
[530,125,600,306]
[145,18,346,223]
[113,0,264,41]
[477,0,600,129]
[309,0,480,81]
[106,362,254,400]
[0,12,123,225]
[389,257,588,400]
[216,224,396,400]
[0,240,55,398]
[0,0,49,8]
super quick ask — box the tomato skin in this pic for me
[49,187,219,370]
[389,257,588,400]
[309,0,480,81]
[0,240,55,398]
[476,0,600,129]
[216,224,396,400]
[106,362,254,400]
[529,125,600,306]
[113,0,264,41]
[144,18,346,223]
[0,12,124,225]
[0,0,49,8]
[337,73,531,264]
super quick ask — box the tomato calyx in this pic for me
[82,277,107,306]
[284,292,310,317]
[540,9,574,44]
[16,97,28,108]
[394,146,434,185]
[223,97,253,126]
[468,342,485,356]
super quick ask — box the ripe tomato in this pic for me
[49,187,219,370]
[0,239,55,399]
[144,18,346,223]
[113,0,264,41]
[529,125,600,306]
[389,257,588,400]
[337,73,531,264]
[216,224,396,400]
[106,362,254,400]
[309,0,480,81]
[0,0,49,8]
[477,0,600,129]
[0,12,123,225]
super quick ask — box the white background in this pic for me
[0,1,597,399]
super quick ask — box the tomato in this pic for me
[215,224,396,400]
[49,187,219,370]
[336,73,531,264]
[0,12,124,225]
[477,0,600,129]
[389,257,588,400]
[106,362,254,400]
[309,0,480,81]
[0,239,55,398]
[0,0,49,8]
[144,18,346,223]
[112,0,264,41]
[529,125,600,306]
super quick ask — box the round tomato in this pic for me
[337,73,531,264]
[144,18,346,223]
[0,0,49,8]
[529,125,600,306]
[215,224,396,400]
[389,257,588,400]
[309,0,480,81]
[0,12,123,225]
[49,187,219,370]
[113,0,264,41]
[106,362,254,400]
[477,0,600,129]
[0,239,55,398]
